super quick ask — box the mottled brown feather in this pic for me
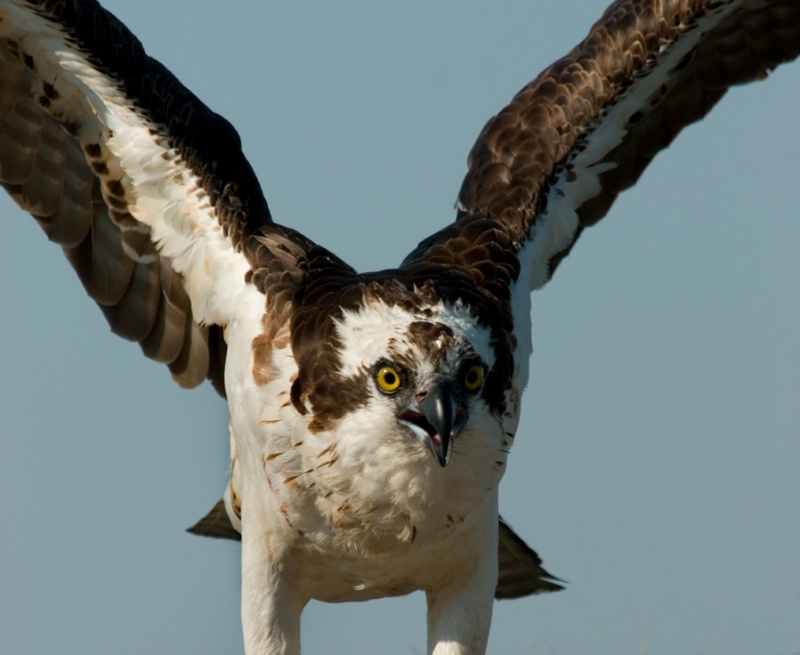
[0,42,216,389]
[407,0,800,284]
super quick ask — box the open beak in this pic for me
[398,381,468,466]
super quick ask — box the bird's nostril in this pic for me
[415,390,429,403]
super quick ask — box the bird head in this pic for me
[290,287,513,470]
[367,342,485,467]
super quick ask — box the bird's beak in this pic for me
[398,381,468,467]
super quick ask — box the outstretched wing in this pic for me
[0,0,336,394]
[405,0,800,293]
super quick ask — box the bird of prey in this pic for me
[1,1,797,654]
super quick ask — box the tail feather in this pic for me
[187,499,241,541]
[495,517,564,598]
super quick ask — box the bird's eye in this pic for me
[375,366,402,394]
[463,364,484,392]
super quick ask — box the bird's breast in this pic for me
[257,411,507,582]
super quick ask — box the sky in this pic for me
[1,2,798,654]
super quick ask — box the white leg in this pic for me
[240,526,306,655]
[426,502,499,655]
[425,557,497,655]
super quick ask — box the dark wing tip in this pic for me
[496,517,565,600]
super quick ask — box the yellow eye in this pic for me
[463,364,484,392]
[375,366,402,393]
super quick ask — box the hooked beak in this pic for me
[398,381,468,467]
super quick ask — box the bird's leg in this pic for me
[425,502,499,655]
[240,527,306,655]
[425,556,497,655]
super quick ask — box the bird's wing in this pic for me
[0,0,341,394]
[404,0,800,292]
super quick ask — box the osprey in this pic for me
[0,1,797,654]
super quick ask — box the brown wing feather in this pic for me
[0,0,319,395]
[0,48,220,389]
[407,0,800,287]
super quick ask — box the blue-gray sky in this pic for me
[1,2,798,654]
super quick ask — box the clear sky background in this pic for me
[1,2,798,654]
